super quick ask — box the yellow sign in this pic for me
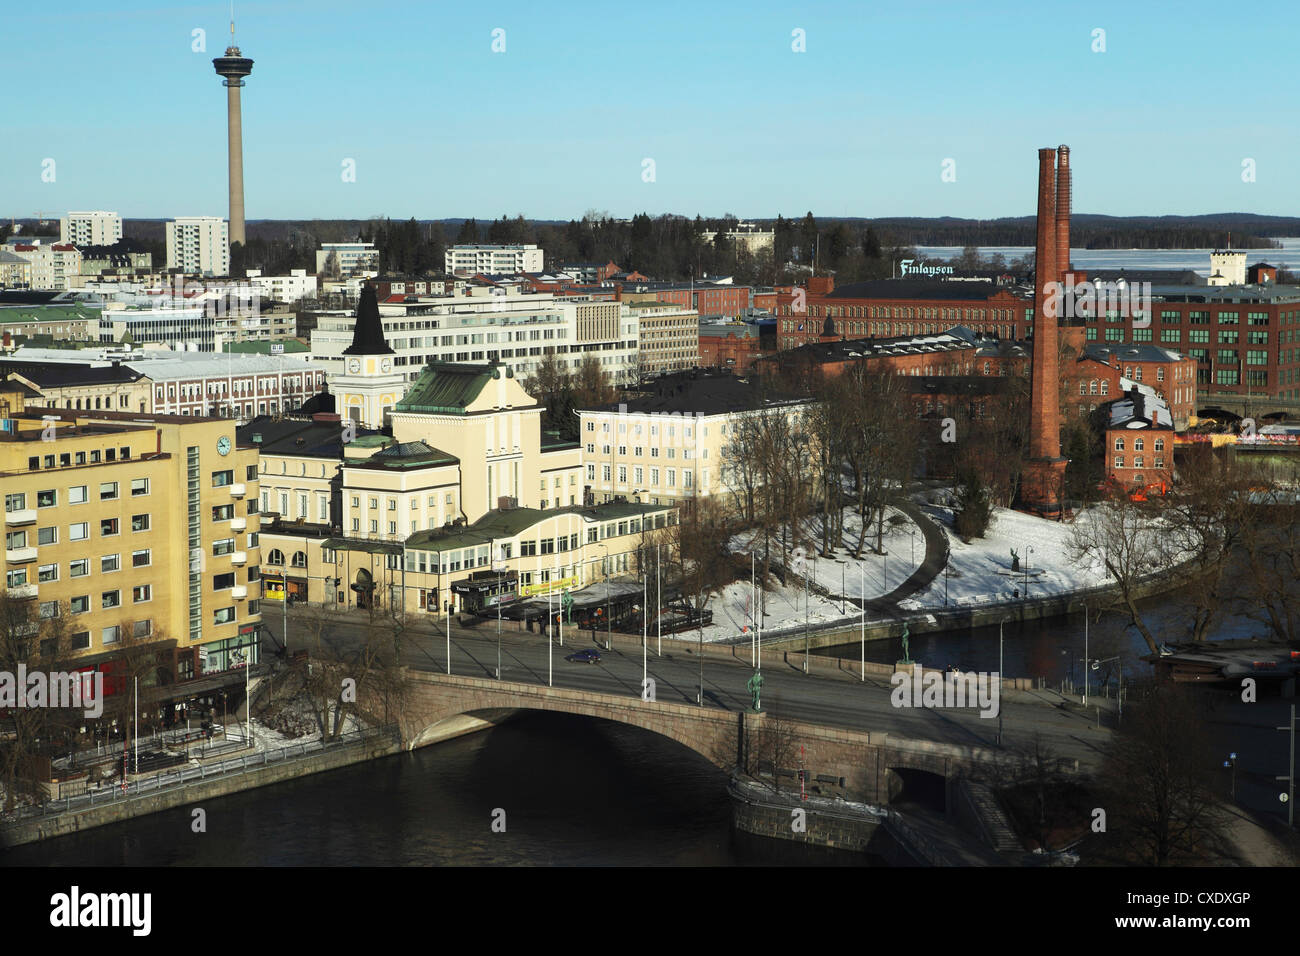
[520,575,579,598]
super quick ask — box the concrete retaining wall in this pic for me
[1,733,401,848]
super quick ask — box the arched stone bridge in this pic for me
[381,670,999,806]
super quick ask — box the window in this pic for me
[213,607,235,625]
[70,631,90,650]
[101,626,121,646]
[132,620,152,639]
[70,559,88,577]
[213,571,236,590]
[1154,438,1165,452]
[68,485,87,504]
[132,513,150,532]
[100,518,119,537]
[37,490,56,508]
[1114,437,1125,450]
[212,504,234,521]
[99,481,118,500]
[37,526,57,546]
[267,548,285,565]
[292,551,307,568]
[212,470,233,487]
[101,590,121,609]
[1114,456,1125,469]
[133,584,152,603]
[131,478,149,496]
[132,549,151,568]
[38,563,58,582]
[213,538,236,556]
[100,554,120,573]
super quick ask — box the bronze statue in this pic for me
[747,670,764,711]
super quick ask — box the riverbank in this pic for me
[0,726,401,849]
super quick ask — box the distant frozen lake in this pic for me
[915,238,1300,276]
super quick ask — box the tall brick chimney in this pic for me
[1055,145,1071,286]
[1021,147,1068,516]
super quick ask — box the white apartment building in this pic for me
[316,242,379,277]
[445,244,543,276]
[311,287,639,386]
[699,222,775,256]
[166,217,230,276]
[10,347,325,422]
[60,211,123,246]
[246,268,317,303]
[8,242,82,290]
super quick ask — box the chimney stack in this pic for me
[1055,145,1071,287]
[1021,147,1068,516]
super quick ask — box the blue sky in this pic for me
[4,0,1297,221]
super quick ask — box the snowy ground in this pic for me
[699,506,923,643]
[901,505,1111,611]
[692,497,1199,643]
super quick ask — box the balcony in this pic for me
[6,546,38,564]
[4,509,37,526]
[230,482,246,498]
[230,551,247,565]
[230,517,247,532]
[232,585,248,599]
[5,583,37,600]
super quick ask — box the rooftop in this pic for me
[582,369,805,416]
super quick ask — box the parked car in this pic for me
[565,649,601,664]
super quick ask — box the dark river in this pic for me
[2,713,867,867]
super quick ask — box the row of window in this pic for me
[588,463,693,488]
[1113,437,1166,452]
[25,447,134,471]
[4,480,149,512]
[1114,456,1166,470]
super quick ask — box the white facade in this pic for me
[1208,251,1247,287]
[60,211,123,246]
[310,289,639,386]
[166,217,230,276]
[445,244,544,276]
[246,268,317,303]
[316,242,379,277]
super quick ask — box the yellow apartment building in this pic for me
[1,388,262,679]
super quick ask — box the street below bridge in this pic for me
[259,604,1115,774]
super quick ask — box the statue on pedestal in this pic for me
[1010,548,1020,572]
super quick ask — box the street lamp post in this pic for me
[860,561,866,682]
[1082,602,1089,706]
[998,618,1005,747]
[1024,545,1035,597]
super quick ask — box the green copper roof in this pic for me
[393,362,500,415]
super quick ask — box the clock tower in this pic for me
[329,283,406,429]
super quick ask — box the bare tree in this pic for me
[1069,495,1169,655]
[1091,680,1232,866]
[0,595,73,812]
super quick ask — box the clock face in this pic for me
[348,359,361,374]
[380,359,392,373]
[217,435,231,456]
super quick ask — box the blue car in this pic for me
[565,649,601,664]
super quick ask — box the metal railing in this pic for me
[0,724,399,830]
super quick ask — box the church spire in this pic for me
[343,283,394,356]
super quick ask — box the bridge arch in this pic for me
[383,671,992,805]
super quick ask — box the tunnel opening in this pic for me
[886,767,947,814]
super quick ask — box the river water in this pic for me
[0,712,868,867]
